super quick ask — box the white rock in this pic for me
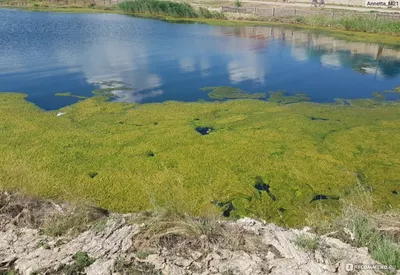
[0,214,389,275]
[86,259,115,275]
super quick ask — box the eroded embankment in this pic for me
[0,192,398,275]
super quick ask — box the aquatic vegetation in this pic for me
[93,80,126,87]
[55,92,88,99]
[201,87,266,100]
[118,0,225,19]
[92,87,133,97]
[372,92,386,101]
[0,93,399,227]
[335,93,400,107]
[90,80,133,98]
[268,91,311,104]
[372,89,400,102]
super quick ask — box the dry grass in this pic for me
[0,191,59,229]
[293,233,321,252]
[306,182,400,269]
[0,190,109,236]
[131,210,263,254]
[338,206,400,269]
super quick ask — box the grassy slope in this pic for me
[0,93,399,226]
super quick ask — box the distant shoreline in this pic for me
[1,4,400,45]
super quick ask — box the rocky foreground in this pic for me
[0,192,398,275]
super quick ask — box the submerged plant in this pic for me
[55,92,88,99]
[268,90,310,104]
[201,86,266,100]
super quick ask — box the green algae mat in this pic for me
[1,92,399,226]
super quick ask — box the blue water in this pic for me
[1,8,400,110]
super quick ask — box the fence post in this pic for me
[294,8,296,16]
[331,11,334,20]
[272,7,275,17]
[374,13,378,20]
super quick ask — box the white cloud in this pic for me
[227,57,265,84]
[200,58,211,77]
[291,47,308,62]
[320,53,341,69]
[179,58,196,73]
[112,89,163,103]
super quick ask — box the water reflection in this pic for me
[0,9,399,110]
[217,26,400,78]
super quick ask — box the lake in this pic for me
[1,8,400,110]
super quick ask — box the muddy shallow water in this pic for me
[1,8,400,110]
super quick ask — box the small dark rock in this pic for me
[146,151,155,157]
[154,122,158,125]
[278,207,286,213]
[393,190,398,195]
[194,118,200,121]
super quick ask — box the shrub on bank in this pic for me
[197,7,225,19]
[118,0,225,19]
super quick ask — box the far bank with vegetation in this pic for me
[1,0,400,41]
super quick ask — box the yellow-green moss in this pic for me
[0,92,399,227]
[268,91,311,104]
[201,86,266,100]
[55,92,88,99]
